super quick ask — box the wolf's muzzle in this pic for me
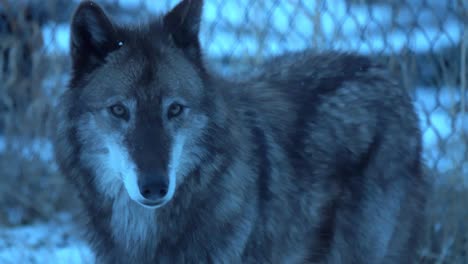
[138,174,169,203]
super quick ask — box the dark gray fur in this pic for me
[54,0,428,263]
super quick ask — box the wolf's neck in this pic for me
[110,192,158,254]
[109,186,195,252]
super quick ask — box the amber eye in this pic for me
[109,103,128,120]
[167,103,184,119]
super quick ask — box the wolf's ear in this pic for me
[163,0,203,55]
[70,1,119,74]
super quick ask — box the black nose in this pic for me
[138,176,168,201]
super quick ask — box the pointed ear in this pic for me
[163,0,203,53]
[70,1,120,74]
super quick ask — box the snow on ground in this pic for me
[0,213,94,264]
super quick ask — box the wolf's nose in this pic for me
[138,177,168,201]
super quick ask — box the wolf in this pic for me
[54,0,428,263]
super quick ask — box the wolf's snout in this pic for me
[138,176,169,201]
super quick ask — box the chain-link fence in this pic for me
[0,0,467,263]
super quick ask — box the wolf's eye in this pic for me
[109,103,128,120]
[167,103,184,119]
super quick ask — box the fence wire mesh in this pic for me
[0,0,467,263]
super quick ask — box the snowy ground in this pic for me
[0,213,94,264]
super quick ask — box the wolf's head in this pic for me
[62,0,221,209]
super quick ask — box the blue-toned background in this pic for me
[0,0,466,263]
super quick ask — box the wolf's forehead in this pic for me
[100,51,163,96]
[95,41,202,102]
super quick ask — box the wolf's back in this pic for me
[231,51,427,263]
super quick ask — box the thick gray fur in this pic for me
[54,0,428,263]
